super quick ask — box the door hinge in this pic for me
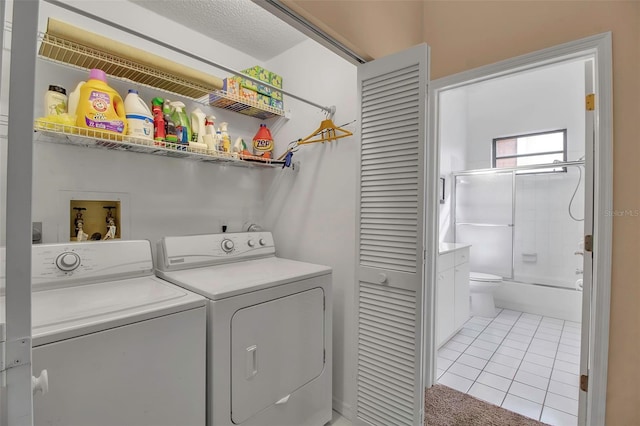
[586,94,595,111]
[585,234,593,252]
[580,374,589,392]
[323,297,326,311]
[323,349,326,363]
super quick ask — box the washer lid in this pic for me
[470,272,503,282]
[0,276,206,346]
[156,257,332,300]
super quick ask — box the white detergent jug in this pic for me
[67,81,85,117]
[190,107,207,145]
[124,89,153,140]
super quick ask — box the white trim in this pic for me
[427,33,612,425]
[5,1,39,425]
[332,397,352,420]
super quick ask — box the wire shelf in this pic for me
[38,33,285,119]
[34,120,285,168]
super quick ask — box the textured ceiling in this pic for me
[129,0,307,61]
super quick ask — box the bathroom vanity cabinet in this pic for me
[437,243,471,347]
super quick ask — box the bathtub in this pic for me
[494,280,582,322]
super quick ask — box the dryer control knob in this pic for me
[55,252,81,272]
[221,239,235,252]
[259,239,266,246]
[247,240,255,247]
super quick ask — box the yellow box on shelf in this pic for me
[257,94,271,107]
[241,65,270,83]
[270,72,282,89]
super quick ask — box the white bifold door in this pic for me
[354,44,432,426]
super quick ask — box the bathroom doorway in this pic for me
[426,34,612,426]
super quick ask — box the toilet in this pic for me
[469,272,503,317]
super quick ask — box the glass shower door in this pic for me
[454,172,513,278]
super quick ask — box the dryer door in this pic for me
[231,287,325,424]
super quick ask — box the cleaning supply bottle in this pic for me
[44,85,67,116]
[215,128,223,153]
[75,69,127,136]
[151,97,166,146]
[161,98,177,146]
[67,81,85,117]
[252,123,274,159]
[203,115,216,153]
[124,89,153,140]
[232,137,249,158]
[220,122,231,153]
[164,114,178,145]
[170,101,190,150]
[190,107,206,144]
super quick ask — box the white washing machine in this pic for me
[0,240,207,426]
[156,232,332,426]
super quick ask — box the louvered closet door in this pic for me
[354,44,430,426]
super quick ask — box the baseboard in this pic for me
[332,397,352,420]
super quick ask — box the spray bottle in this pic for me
[220,122,231,153]
[162,100,177,146]
[215,128,223,153]
[151,97,166,146]
[170,101,191,150]
[203,115,216,153]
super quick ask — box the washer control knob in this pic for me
[221,239,235,252]
[55,252,81,272]
[259,239,266,246]
[247,240,255,247]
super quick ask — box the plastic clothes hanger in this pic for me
[297,118,353,145]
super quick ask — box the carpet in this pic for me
[425,384,548,426]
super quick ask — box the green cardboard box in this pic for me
[270,97,284,110]
[242,66,270,83]
[270,72,283,88]
[257,94,271,107]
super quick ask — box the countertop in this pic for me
[439,242,471,254]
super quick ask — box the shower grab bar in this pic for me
[455,223,514,227]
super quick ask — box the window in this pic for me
[493,129,566,172]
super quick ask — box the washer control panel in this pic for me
[55,252,82,272]
[160,232,276,270]
[28,241,154,287]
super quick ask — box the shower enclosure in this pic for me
[453,161,585,290]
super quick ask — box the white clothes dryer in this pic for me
[156,232,332,426]
[0,240,207,426]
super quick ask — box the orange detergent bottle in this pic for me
[75,69,127,136]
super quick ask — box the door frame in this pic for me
[425,33,612,426]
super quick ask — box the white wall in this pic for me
[264,40,357,416]
[438,87,467,243]
[465,60,585,170]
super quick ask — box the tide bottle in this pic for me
[75,69,127,136]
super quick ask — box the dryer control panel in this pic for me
[158,232,276,271]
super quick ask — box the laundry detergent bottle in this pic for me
[124,89,153,140]
[76,69,127,136]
